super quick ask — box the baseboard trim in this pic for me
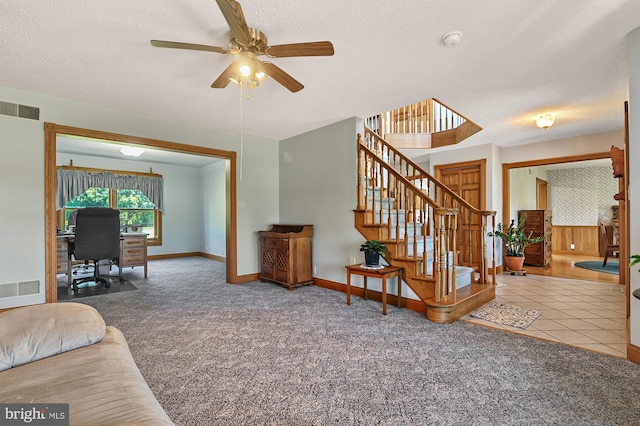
[313,278,427,315]
[147,252,226,262]
[627,343,640,364]
[234,273,261,284]
[148,252,202,260]
[198,252,226,262]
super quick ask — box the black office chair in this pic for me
[67,210,92,275]
[72,208,123,291]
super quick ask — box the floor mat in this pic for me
[574,260,619,275]
[57,279,137,300]
[470,302,541,329]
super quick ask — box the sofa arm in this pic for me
[0,302,106,371]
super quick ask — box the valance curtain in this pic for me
[56,168,164,211]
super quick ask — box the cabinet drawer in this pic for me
[121,255,145,266]
[56,240,68,251]
[122,238,145,248]
[262,238,288,250]
[122,247,145,258]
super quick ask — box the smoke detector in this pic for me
[442,31,463,46]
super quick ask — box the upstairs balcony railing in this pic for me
[365,98,482,149]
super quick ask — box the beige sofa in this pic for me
[0,302,174,425]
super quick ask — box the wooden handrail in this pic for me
[357,129,497,293]
[362,126,495,218]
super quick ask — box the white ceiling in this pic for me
[2,0,639,160]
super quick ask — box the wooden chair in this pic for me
[599,221,619,267]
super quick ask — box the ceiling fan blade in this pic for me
[265,41,334,58]
[215,0,252,47]
[150,40,229,54]
[211,63,237,88]
[262,62,304,92]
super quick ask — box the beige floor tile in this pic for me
[543,330,599,344]
[517,330,562,342]
[606,343,628,354]
[578,344,626,358]
[560,309,604,319]
[578,329,626,344]
[582,318,627,330]
[552,318,602,330]
[529,319,569,331]
[540,310,575,319]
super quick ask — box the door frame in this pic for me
[501,151,623,285]
[44,122,239,303]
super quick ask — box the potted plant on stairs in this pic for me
[489,214,544,275]
[360,239,386,267]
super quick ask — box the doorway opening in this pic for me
[502,151,623,285]
[44,122,238,303]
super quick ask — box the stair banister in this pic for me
[361,127,496,285]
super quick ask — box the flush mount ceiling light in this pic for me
[535,113,557,129]
[120,146,145,157]
[442,31,463,46]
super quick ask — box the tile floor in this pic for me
[461,272,628,358]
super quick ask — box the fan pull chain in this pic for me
[239,82,244,181]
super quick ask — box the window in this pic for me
[63,187,161,244]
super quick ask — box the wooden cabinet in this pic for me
[56,236,72,286]
[519,210,552,266]
[259,225,313,290]
[120,233,148,277]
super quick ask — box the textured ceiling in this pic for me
[2,0,639,159]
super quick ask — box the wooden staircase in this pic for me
[354,127,497,323]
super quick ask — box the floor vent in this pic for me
[0,280,41,298]
[0,100,40,120]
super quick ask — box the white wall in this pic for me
[279,118,365,283]
[628,26,640,348]
[0,85,279,307]
[0,117,46,307]
[202,160,227,257]
[501,130,624,163]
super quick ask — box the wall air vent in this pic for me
[0,100,40,120]
[0,280,40,298]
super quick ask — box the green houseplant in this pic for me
[630,255,640,272]
[360,240,386,266]
[488,214,545,272]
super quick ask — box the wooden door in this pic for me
[434,160,485,268]
[536,178,548,210]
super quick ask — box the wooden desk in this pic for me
[345,264,403,315]
[57,233,148,285]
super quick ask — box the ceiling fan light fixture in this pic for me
[535,113,557,129]
[239,63,252,77]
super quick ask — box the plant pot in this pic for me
[364,252,380,267]
[505,255,525,272]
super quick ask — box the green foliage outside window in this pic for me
[65,187,158,239]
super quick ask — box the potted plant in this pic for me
[360,239,386,267]
[488,214,544,272]
[630,254,640,271]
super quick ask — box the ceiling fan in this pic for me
[150,0,334,92]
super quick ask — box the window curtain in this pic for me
[56,168,164,211]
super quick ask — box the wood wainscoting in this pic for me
[551,225,599,256]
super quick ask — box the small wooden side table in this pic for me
[345,264,404,315]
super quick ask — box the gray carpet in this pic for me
[73,257,640,425]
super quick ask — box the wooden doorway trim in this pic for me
[536,178,548,210]
[44,122,238,303]
[501,151,622,285]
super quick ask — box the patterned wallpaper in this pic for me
[547,166,618,226]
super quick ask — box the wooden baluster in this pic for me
[357,134,365,210]
[450,211,458,301]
